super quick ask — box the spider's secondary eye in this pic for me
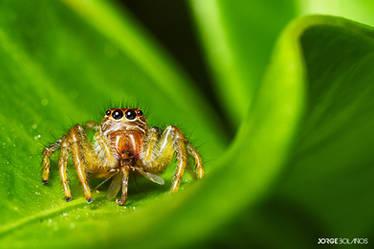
[105,110,111,116]
[125,110,136,120]
[112,109,123,120]
[137,110,143,116]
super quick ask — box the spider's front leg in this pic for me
[58,124,96,202]
[42,139,62,184]
[143,126,204,193]
[84,120,101,131]
[42,121,100,187]
[186,143,204,179]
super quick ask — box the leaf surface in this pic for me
[1,0,374,249]
[192,16,374,249]
[0,0,226,247]
[189,0,374,126]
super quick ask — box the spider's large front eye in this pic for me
[112,109,123,120]
[125,110,136,120]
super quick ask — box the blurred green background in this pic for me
[1,0,374,249]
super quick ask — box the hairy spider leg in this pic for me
[84,120,101,131]
[58,138,72,201]
[117,165,130,206]
[170,127,187,192]
[142,127,161,162]
[142,126,188,193]
[68,125,93,202]
[42,138,62,183]
[57,125,95,202]
[93,133,116,170]
[85,120,117,173]
[186,143,204,179]
[84,121,118,177]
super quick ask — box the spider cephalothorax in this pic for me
[42,108,204,205]
[101,108,147,162]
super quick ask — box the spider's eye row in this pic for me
[125,110,137,120]
[105,110,111,116]
[112,109,123,120]
[137,110,143,116]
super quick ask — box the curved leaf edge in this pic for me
[2,14,374,249]
[116,14,374,249]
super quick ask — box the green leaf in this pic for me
[189,0,374,126]
[1,1,374,249]
[298,0,374,26]
[0,0,305,246]
[274,16,374,244]
[192,16,374,249]
[189,0,297,124]
[0,0,227,247]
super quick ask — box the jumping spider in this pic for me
[42,108,204,205]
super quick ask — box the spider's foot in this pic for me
[116,199,126,206]
[86,198,92,204]
[65,196,72,202]
[42,180,48,185]
[196,168,204,179]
